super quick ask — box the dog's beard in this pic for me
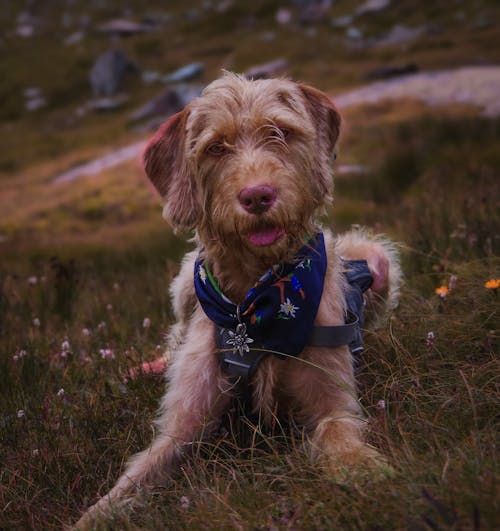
[198,207,317,269]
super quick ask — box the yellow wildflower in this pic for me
[485,279,500,290]
[435,286,449,298]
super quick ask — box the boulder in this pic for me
[162,63,204,84]
[375,24,425,47]
[86,95,129,112]
[365,63,419,80]
[244,59,289,80]
[89,49,135,97]
[129,85,203,122]
[356,0,390,16]
[97,19,155,36]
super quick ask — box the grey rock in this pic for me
[97,18,155,36]
[64,31,84,46]
[297,0,332,24]
[16,25,34,37]
[141,70,162,84]
[89,49,135,97]
[25,97,47,111]
[86,94,129,112]
[162,63,204,84]
[276,8,293,25]
[336,164,369,175]
[376,24,424,47]
[129,85,203,122]
[260,31,276,42]
[332,15,353,28]
[346,27,363,40]
[244,59,289,80]
[356,0,390,16]
[365,63,419,80]
[24,87,41,99]
[24,87,47,111]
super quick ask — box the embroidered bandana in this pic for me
[194,233,328,359]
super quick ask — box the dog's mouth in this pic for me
[247,226,285,247]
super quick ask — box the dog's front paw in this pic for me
[322,444,396,483]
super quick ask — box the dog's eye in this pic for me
[270,127,290,140]
[206,142,227,156]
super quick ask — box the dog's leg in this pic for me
[285,347,385,476]
[75,308,230,528]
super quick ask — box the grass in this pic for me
[1,1,499,529]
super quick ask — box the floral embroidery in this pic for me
[198,265,207,284]
[296,258,312,271]
[278,297,299,319]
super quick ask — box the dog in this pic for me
[75,72,401,527]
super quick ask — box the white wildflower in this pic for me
[100,348,115,360]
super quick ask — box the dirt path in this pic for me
[334,65,500,116]
[51,66,500,184]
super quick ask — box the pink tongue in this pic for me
[248,227,284,246]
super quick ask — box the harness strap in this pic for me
[308,310,362,352]
[218,310,361,385]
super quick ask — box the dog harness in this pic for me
[194,232,373,385]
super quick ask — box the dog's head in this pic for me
[144,73,340,262]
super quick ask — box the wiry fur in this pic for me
[75,73,402,527]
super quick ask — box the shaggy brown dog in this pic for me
[76,73,401,527]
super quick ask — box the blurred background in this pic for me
[1,0,499,255]
[1,2,499,529]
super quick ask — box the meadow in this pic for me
[1,1,499,529]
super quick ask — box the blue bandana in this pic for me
[194,233,327,359]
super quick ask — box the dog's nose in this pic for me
[238,185,277,214]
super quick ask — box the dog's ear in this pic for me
[298,84,341,156]
[143,109,199,230]
[298,84,341,202]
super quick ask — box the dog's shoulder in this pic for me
[170,249,199,322]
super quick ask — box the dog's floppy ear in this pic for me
[298,84,341,202]
[143,109,199,230]
[298,83,341,155]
